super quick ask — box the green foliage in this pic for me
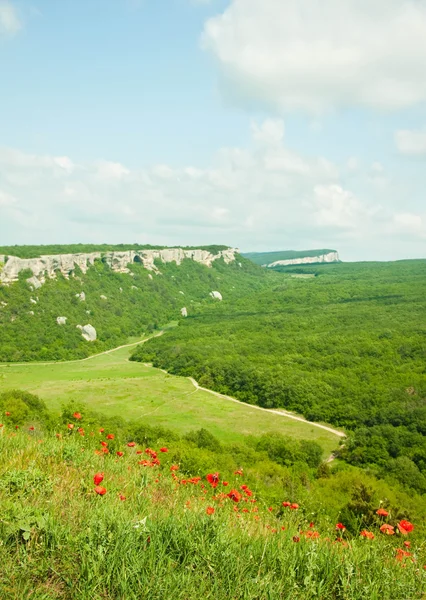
[131,260,426,492]
[0,254,264,361]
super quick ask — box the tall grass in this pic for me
[0,425,424,600]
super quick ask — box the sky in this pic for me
[0,0,426,261]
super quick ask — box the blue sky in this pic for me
[1,0,426,261]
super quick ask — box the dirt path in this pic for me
[0,331,163,368]
[188,377,346,439]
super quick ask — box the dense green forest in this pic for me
[131,260,426,493]
[243,248,338,265]
[0,243,230,259]
[0,255,264,361]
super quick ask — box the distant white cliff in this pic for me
[265,251,340,268]
[0,248,238,286]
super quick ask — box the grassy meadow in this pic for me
[0,343,340,457]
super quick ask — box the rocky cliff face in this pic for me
[0,248,238,286]
[266,251,340,268]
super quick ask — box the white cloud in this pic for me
[0,1,21,36]
[395,130,426,155]
[0,121,424,260]
[202,0,426,113]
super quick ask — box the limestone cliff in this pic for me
[266,251,340,268]
[0,248,238,286]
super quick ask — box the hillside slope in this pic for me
[0,247,264,362]
[243,248,339,267]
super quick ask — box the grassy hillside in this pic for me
[0,394,424,599]
[130,260,426,494]
[243,249,337,265]
[0,343,340,457]
[0,254,263,362]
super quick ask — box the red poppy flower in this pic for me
[282,501,291,507]
[136,450,143,454]
[67,424,74,430]
[336,523,346,531]
[159,447,167,453]
[15,425,19,430]
[376,508,389,517]
[100,440,108,447]
[106,434,114,440]
[73,412,82,420]
[170,464,179,471]
[99,428,105,433]
[101,447,109,454]
[117,451,124,457]
[234,469,243,476]
[404,541,411,548]
[360,530,375,539]
[309,522,314,528]
[119,494,126,501]
[93,473,104,485]
[29,426,35,431]
[380,524,395,535]
[206,506,215,515]
[5,412,10,417]
[94,485,107,496]
[293,536,300,543]
[206,473,220,488]
[227,489,242,503]
[290,503,299,510]
[127,442,136,447]
[268,507,274,512]
[222,481,229,486]
[398,520,414,535]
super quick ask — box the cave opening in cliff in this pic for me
[133,256,143,263]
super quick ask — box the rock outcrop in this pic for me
[266,251,340,268]
[181,307,188,317]
[77,324,97,342]
[57,317,67,325]
[210,291,223,301]
[0,248,238,286]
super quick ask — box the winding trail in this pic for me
[0,331,163,368]
[188,377,346,439]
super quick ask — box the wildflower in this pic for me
[119,494,126,501]
[106,434,114,440]
[94,486,107,496]
[29,426,35,431]
[360,530,375,540]
[99,428,105,433]
[100,441,108,447]
[160,447,168,453]
[0,424,3,428]
[398,520,414,535]
[136,450,143,455]
[380,524,395,535]
[222,481,229,486]
[268,507,274,512]
[290,503,299,510]
[101,447,109,454]
[293,536,300,543]
[117,451,124,457]
[5,412,10,416]
[336,523,346,531]
[282,502,291,508]
[93,473,104,485]
[234,469,243,476]
[206,473,220,488]
[227,489,242,503]
[206,507,215,515]
[55,433,62,439]
[404,541,411,548]
[170,464,179,472]
[67,424,74,430]
[309,522,314,528]
[15,425,19,430]
[73,412,82,420]
[127,442,136,447]
[396,548,412,562]
[376,508,389,517]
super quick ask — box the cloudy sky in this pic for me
[1,0,426,261]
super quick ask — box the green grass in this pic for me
[0,427,424,600]
[0,343,340,457]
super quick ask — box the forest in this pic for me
[130,260,426,493]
